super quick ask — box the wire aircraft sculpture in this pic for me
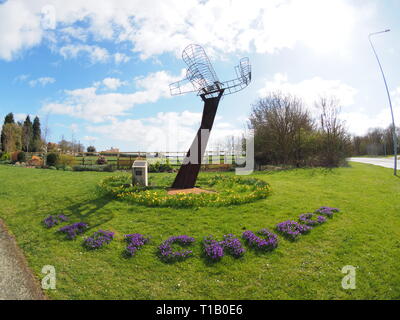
[170,44,251,98]
[169,44,252,189]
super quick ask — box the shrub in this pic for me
[27,155,43,167]
[149,161,173,173]
[59,154,75,167]
[73,164,114,172]
[47,153,59,167]
[64,166,73,171]
[83,230,114,249]
[96,156,108,165]
[250,93,350,168]
[103,164,114,172]
[49,166,57,170]
[17,151,26,163]
[0,152,11,164]
[201,164,233,172]
[72,165,88,171]
[0,152,11,161]
[11,151,21,163]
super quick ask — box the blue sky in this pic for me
[1,0,400,151]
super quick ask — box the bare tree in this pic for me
[250,92,314,166]
[315,96,351,167]
[351,125,399,157]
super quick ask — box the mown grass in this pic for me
[0,163,399,300]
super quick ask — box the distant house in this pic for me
[102,147,120,153]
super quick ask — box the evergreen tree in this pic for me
[1,113,15,151]
[32,116,42,152]
[22,115,33,152]
[4,113,15,124]
[2,123,22,152]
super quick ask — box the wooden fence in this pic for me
[27,151,244,170]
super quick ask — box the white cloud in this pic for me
[95,78,127,91]
[41,70,183,122]
[258,73,358,110]
[0,1,42,60]
[331,86,400,136]
[13,74,55,87]
[13,74,30,83]
[59,44,110,63]
[83,135,98,142]
[60,26,88,42]
[340,106,400,136]
[215,122,233,129]
[392,87,400,110]
[29,77,56,87]
[70,123,79,133]
[341,83,400,136]
[86,112,199,151]
[114,52,130,64]
[14,113,37,122]
[0,0,368,61]
[119,0,361,59]
[58,45,130,65]
[257,74,377,134]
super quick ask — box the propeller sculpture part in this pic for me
[170,44,251,98]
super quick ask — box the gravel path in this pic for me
[349,157,400,169]
[0,220,45,300]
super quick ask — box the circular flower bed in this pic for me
[158,235,195,261]
[98,174,271,208]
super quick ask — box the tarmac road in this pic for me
[348,157,400,169]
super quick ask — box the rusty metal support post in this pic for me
[172,90,224,189]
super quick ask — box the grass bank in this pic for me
[0,162,399,299]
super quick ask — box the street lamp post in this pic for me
[369,29,397,176]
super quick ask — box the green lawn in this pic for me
[0,163,399,300]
